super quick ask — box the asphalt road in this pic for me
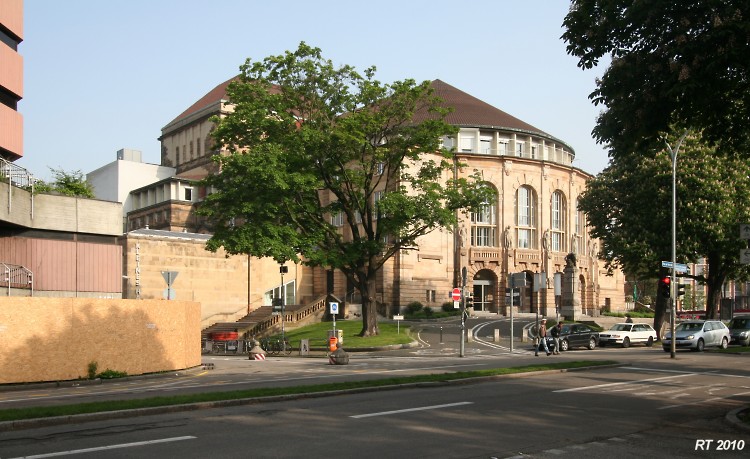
[0,317,749,458]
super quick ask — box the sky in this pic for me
[18,0,610,182]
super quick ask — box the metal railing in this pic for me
[1,157,37,216]
[2,263,33,296]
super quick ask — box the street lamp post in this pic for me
[666,130,688,359]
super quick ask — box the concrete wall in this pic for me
[0,297,200,384]
[0,180,122,236]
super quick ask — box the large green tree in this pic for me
[578,131,750,332]
[562,1,750,157]
[199,43,492,337]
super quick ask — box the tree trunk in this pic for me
[358,276,380,337]
[653,293,669,340]
[705,275,724,320]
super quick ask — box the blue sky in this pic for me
[19,0,609,182]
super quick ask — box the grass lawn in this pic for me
[274,320,414,348]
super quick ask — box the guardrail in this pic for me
[1,263,33,296]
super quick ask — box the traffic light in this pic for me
[659,276,671,298]
[465,294,474,309]
[677,281,687,297]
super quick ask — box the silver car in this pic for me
[728,315,750,346]
[662,320,730,352]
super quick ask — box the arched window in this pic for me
[515,186,537,249]
[574,197,584,254]
[471,188,497,247]
[550,191,567,252]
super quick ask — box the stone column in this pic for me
[561,253,582,320]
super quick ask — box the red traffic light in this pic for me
[659,276,671,298]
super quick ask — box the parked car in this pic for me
[662,320,730,352]
[558,323,599,351]
[598,323,657,348]
[728,315,750,346]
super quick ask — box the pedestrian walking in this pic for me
[551,321,562,354]
[535,318,551,356]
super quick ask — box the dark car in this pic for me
[558,323,599,351]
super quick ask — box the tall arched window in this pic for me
[574,197,584,254]
[550,191,567,252]
[471,189,497,247]
[516,186,537,249]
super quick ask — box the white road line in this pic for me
[350,401,473,418]
[553,372,696,393]
[658,390,750,410]
[8,436,197,458]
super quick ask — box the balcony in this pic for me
[469,247,501,263]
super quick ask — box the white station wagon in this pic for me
[598,323,658,348]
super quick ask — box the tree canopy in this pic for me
[35,168,94,198]
[578,131,750,326]
[199,43,492,336]
[563,1,750,157]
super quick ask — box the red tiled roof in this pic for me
[428,79,549,136]
[166,76,240,127]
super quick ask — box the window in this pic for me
[574,197,584,254]
[374,190,386,218]
[471,196,497,247]
[331,211,344,227]
[460,135,475,153]
[515,141,524,157]
[498,141,508,156]
[184,187,193,201]
[189,141,194,160]
[264,280,296,306]
[480,135,493,154]
[550,191,567,252]
[426,290,436,303]
[531,144,539,159]
[516,186,536,249]
[376,162,385,175]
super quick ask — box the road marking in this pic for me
[350,401,473,418]
[8,436,196,458]
[658,389,750,410]
[553,372,696,392]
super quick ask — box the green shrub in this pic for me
[406,301,423,314]
[424,307,433,317]
[441,302,454,312]
[87,361,98,379]
[97,369,128,379]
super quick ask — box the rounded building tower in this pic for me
[381,80,624,319]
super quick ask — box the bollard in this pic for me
[494,328,500,342]
[440,326,443,344]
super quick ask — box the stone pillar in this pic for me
[561,253,582,320]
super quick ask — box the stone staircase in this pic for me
[201,294,331,339]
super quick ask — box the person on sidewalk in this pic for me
[550,321,562,354]
[535,318,551,356]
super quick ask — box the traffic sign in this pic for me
[452,288,461,301]
[330,302,339,315]
[661,261,688,273]
[741,224,750,240]
[741,249,750,265]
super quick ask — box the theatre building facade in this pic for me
[373,81,624,317]
[128,78,623,323]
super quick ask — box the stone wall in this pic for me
[0,297,200,384]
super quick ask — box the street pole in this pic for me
[666,130,688,359]
[280,264,288,352]
[460,267,467,358]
